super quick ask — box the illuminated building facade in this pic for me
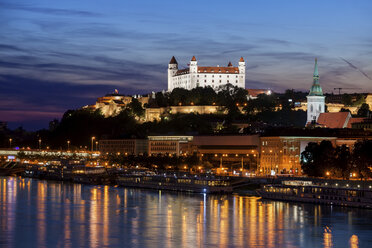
[192,135,260,170]
[168,56,245,91]
[259,136,337,175]
[83,90,150,117]
[98,139,148,155]
[148,136,193,156]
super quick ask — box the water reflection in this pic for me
[0,177,371,248]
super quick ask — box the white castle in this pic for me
[168,56,246,91]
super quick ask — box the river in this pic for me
[0,177,371,247]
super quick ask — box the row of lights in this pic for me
[324,182,372,189]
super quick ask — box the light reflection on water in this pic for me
[1,177,372,248]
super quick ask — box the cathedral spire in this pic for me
[309,58,323,96]
[313,58,319,80]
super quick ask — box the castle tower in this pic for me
[189,56,198,89]
[306,58,325,124]
[168,56,178,91]
[238,57,246,88]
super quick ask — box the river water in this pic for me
[0,177,371,248]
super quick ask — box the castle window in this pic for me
[197,80,199,82]
[205,75,207,77]
[219,75,221,78]
[197,75,199,77]
[236,80,238,83]
[319,105,321,111]
[310,104,313,112]
[227,75,229,78]
[236,75,238,78]
[212,75,214,77]
[219,80,222,83]
[204,80,206,82]
[227,80,229,83]
[212,80,214,83]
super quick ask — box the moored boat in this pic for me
[258,181,372,208]
[116,173,242,193]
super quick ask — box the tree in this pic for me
[352,140,372,179]
[342,94,353,106]
[334,145,352,179]
[127,98,145,118]
[339,108,351,113]
[301,140,335,177]
[357,103,370,117]
[155,92,168,107]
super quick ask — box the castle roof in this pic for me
[198,66,239,74]
[191,56,197,61]
[239,57,245,62]
[175,68,189,76]
[169,56,178,64]
[228,61,233,67]
[175,66,240,75]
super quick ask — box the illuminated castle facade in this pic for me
[168,56,246,91]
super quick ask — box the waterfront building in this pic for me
[306,58,325,124]
[260,136,336,175]
[98,139,148,155]
[259,129,372,175]
[168,56,245,91]
[192,135,260,170]
[148,136,193,156]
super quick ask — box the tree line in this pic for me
[301,140,372,179]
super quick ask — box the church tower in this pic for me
[306,58,325,124]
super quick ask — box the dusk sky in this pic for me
[1,0,372,130]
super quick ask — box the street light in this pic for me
[67,140,70,151]
[91,137,95,152]
[95,141,98,151]
[9,138,12,148]
[38,139,42,150]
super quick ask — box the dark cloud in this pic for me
[258,39,292,46]
[0,44,27,52]
[0,2,101,17]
